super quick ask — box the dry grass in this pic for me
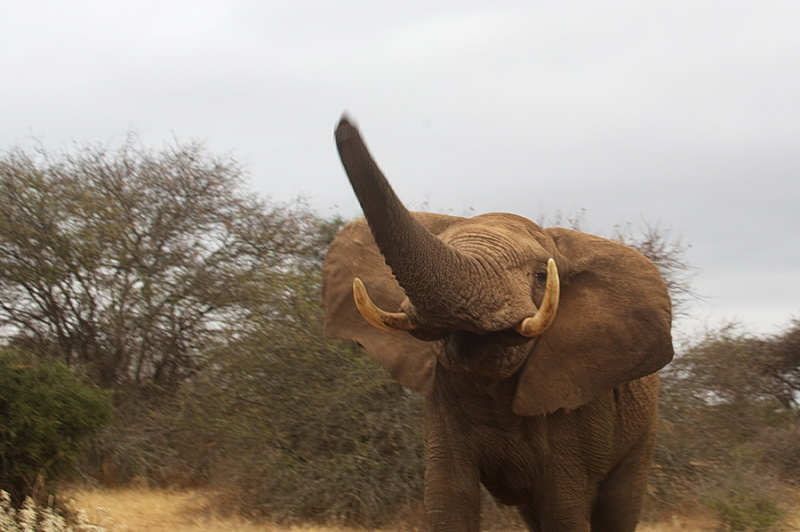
[68,487,307,532]
[66,487,798,532]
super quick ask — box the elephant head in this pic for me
[322,117,673,415]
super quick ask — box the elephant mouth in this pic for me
[351,257,560,339]
[436,330,534,378]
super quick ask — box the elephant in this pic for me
[322,116,674,532]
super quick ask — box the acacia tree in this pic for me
[0,137,317,390]
[673,321,799,423]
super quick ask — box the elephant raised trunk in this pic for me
[335,117,480,325]
[335,117,560,337]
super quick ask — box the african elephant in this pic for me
[322,117,674,532]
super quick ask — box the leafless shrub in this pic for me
[652,320,799,528]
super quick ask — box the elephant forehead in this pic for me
[444,229,540,272]
[439,213,549,260]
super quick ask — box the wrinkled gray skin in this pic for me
[322,117,674,532]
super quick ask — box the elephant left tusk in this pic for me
[515,258,560,338]
[352,278,418,332]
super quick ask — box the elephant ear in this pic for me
[322,212,465,395]
[513,227,674,416]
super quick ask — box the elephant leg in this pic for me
[590,434,656,532]
[517,489,592,532]
[423,452,481,532]
[422,396,484,531]
[423,422,481,529]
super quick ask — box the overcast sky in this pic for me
[3,1,799,339]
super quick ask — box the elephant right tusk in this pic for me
[514,258,560,338]
[352,278,418,332]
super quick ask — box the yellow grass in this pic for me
[68,487,310,532]
[67,487,797,532]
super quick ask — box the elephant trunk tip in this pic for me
[336,114,359,142]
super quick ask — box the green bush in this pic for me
[0,349,112,504]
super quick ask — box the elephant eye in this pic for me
[534,271,547,282]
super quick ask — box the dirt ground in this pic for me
[67,487,792,532]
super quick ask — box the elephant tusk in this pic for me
[352,278,418,332]
[515,258,560,338]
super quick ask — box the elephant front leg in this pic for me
[423,387,483,531]
[424,444,482,532]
